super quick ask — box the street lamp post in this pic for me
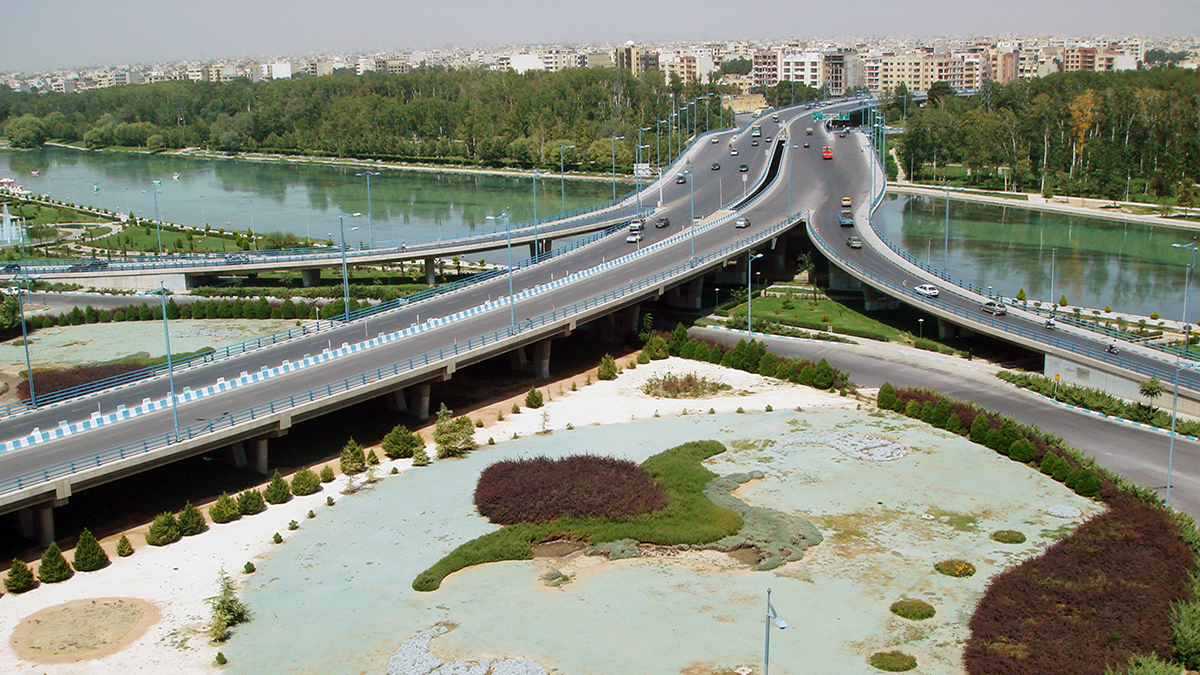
[763,588,788,675]
[558,144,575,214]
[1165,240,1198,507]
[355,171,379,247]
[918,318,924,339]
[748,252,764,336]
[636,144,650,211]
[11,273,36,407]
[506,215,515,333]
[143,180,163,255]
[681,170,695,261]
[611,135,625,201]
[656,119,666,169]
[943,183,950,270]
[337,212,361,322]
[151,282,179,442]
[1050,247,1057,310]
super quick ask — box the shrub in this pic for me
[4,559,35,593]
[381,423,423,459]
[290,467,321,496]
[319,466,335,483]
[903,400,921,417]
[236,489,265,516]
[877,382,898,410]
[890,598,936,620]
[38,542,74,582]
[412,447,430,466]
[272,532,282,544]
[178,502,207,536]
[1008,438,1036,463]
[339,438,366,474]
[326,496,335,506]
[934,559,976,577]
[525,386,544,409]
[969,413,991,443]
[209,493,240,523]
[1103,653,1185,675]
[511,403,521,414]
[1073,469,1102,497]
[72,528,110,572]
[868,651,917,671]
[433,403,476,459]
[636,350,650,364]
[308,509,316,518]
[991,530,1027,544]
[207,570,250,641]
[597,353,618,380]
[145,512,181,546]
[645,335,669,359]
[367,449,381,466]
[1173,599,1200,669]
[243,562,255,574]
[263,471,291,504]
[116,535,133,557]
[287,520,299,531]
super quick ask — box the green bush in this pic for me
[412,447,430,466]
[525,386,544,409]
[903,400,921,417]
[644,335,669,359]
[116,534,133,557]
[1172,599,1200,669]
[72,528,110,572]
[272,532,282,544]
[991,530,1027,544]
[243,562,255,574]
[145,512,181,546]
[969,413,991,443]
[262,471,291,504]
[366,449,380,465]
[636,349,650,364]
[381,424,423,459]
[287,520,299,531]
[433,403,475,459]
[869,651,917,671]
[209,493,241,524]
[206,570,250,641]
[1103,653,1187,675]
[319,465,335,483]
[36,542,74,582]
[216,652,228,666]
[1009,438,1036,463]
[178,502,207,536]
[290,467,321,496]
[236,489,265,516]
[890,598,936,620]
[597,353,618,380]
[4,559,35,593]
[934,558,976,577]
[339,438,366,474]
[1073,469,1102,497]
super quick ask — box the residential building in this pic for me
[779,52,823,90]
[615,43,659,78]
[261,61,292,80]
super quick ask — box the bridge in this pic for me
[0,97,1192,545]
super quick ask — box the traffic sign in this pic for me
[812,112,824,120]
[838,112,850,121]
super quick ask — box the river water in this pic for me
[3,147,1193,320]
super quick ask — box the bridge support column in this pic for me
[229,441,248,469]
[531,339,552,378]
[18,505,56,546]
[862,286,899,311]
[665,278,704,310]
[300,269,321,287]
[529,242,538,258]
[252,438,269,474]
[385,389,408,413]
[509,346,528,372]
[410,383,431,421]
[424,258,436,286]
[936,318,973,340]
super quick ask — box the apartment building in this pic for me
[752,48,780,88]
[824,50,864,96]
[780,52,823,89]
[615,43,659,78]
[261,61,292,80]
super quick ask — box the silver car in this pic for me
[981,300,1007,316]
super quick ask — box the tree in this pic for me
[290,467,321,496]
[969,413,992,443]
[37,542,74,583]
[263,471,292,504]
[339,438,366,474]
[73,528,110,572]
[116,534,134,557]
[207,570,250,641]
[411,446,431,467]
[381,424,423,459]
[319,465,335,483]
[209,492,241,524]
[146,512,181,546]
[1138,377,1165,410]
[178,502,207,536]
[4,559,35,593]
[668,323,689,355]
[236,489,265,515]
[5,114,49,148]
[525,386,544,409]
[597,353,618,380]
[644,335,669,360]
[433,403,475,458]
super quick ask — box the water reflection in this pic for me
[873,194,1198,321]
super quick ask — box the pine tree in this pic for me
[339,438,366,474]
[319,465,335,483]
[4,559,35,593]
[116,535,134,557]
[597,353,618,380]
[209,493,241,524]
[433,404,475,459]
[381,424,423,459]
[236,489,265,515]
[366,449,380,466]
[72,528,110,572]
[524,386,544,409]
[145,512,181,546]
[263,471,292,504]
[411,447,430,466]
[37,542,74,582]
[969,413,991,443]
[178,502,207,536]
[877,383,898,410]
[290,467,321,496]
[668,322,689,355]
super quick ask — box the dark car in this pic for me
[654,217,670,229]
[675,174,687,184]
[2,264,19,273]
[751,140,759,147]
[739,164,749,172]
[803,141,810,148]
[710,162,721,171]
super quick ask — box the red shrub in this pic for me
[474,455,667,525]
[17,363,146,400]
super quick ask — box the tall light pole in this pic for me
[143,179,163,255]
[558,144,575,214]
[610,135,625,201]
[748,252,764,336]
[656,119,666,169]
[681,170,695,261]
[763,588,788,675]
[532,170,541,256]
[11,273,36,408]
[355,171,379,247]
[636,144,650,211]
[506,214,515,333]
[943,183,950,271]
[337,212,361,322]
[150,282,179,442]
[1049,247,1057,311]
[1166,240,1198,507]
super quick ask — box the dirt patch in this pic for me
[532,540,585,558]
[727,547,760,566]
[10,597,160,664]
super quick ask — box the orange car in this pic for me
[822,147,833,160]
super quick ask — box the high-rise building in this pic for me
[615,43,659,78]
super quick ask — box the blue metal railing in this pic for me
[0,210,808,497]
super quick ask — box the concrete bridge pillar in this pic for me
[385,388,408,413]
[531,339,552,378]
[301,269,322,287]
[529,242,539,258]
[936,318,973,340]
[424,258,436,286]
[229,441,248,469]
[509,345,528,372]
[18,504,56,546]
[862,286,899,311]
[252,438,270,474]
[665,278,704,310]
[410,383,431,421]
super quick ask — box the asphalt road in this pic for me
[693,326,1199,520]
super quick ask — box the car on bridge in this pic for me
[739,164,749,172]
[735,217,751,228]
[2,263,19,273]
[981,300,1007,316]
[822,147,833,160]
[914,284,940,298]
[839,210,855,226]
[764,136,773,143]
[846,235,863,249]
[842,196,852,208]
[654,217,670,229]
[803,141,810,148]
[625,232,643,244]
[729,148,738,156]
[711,163,721,171]
[751,140,759,147]
[710,137,720,144]
[676,174,687,184]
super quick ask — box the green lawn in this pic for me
[93,227,239,254]
[0,199,108,226]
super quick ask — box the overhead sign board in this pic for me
[838,112,850,120]
[812,112,824,120]
[634,163,653,179]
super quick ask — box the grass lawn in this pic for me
[0,199,108,226]
[86,225,113,238]
[92,227,239,254]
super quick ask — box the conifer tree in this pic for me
[4,559,35,593]
[209,493,241,524]
[145,512,181,546]
[381,424,423,459]
[116,534,134,557]
[37,542,74,582]
[290,467,321,496]
[72,528,110,572]
[178,502,207,536]
[236,489,265,515]
[339,438,366,474]
[263,471,292,504]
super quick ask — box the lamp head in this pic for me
[774,616,788,630]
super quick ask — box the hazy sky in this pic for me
[2,0,1197,72]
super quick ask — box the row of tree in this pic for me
[1,67,738,170]
[893,69,1200,202]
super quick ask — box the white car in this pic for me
[730,148,739,156]
[735,217,751,228]
[626,232,643,243]
[914,284,940,298]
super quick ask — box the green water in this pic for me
[873,193,1198,321]
[0,147,618,246]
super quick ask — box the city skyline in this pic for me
[2,0,1197,73]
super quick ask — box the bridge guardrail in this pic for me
[0,209,652,419]
[0,209,808,497]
